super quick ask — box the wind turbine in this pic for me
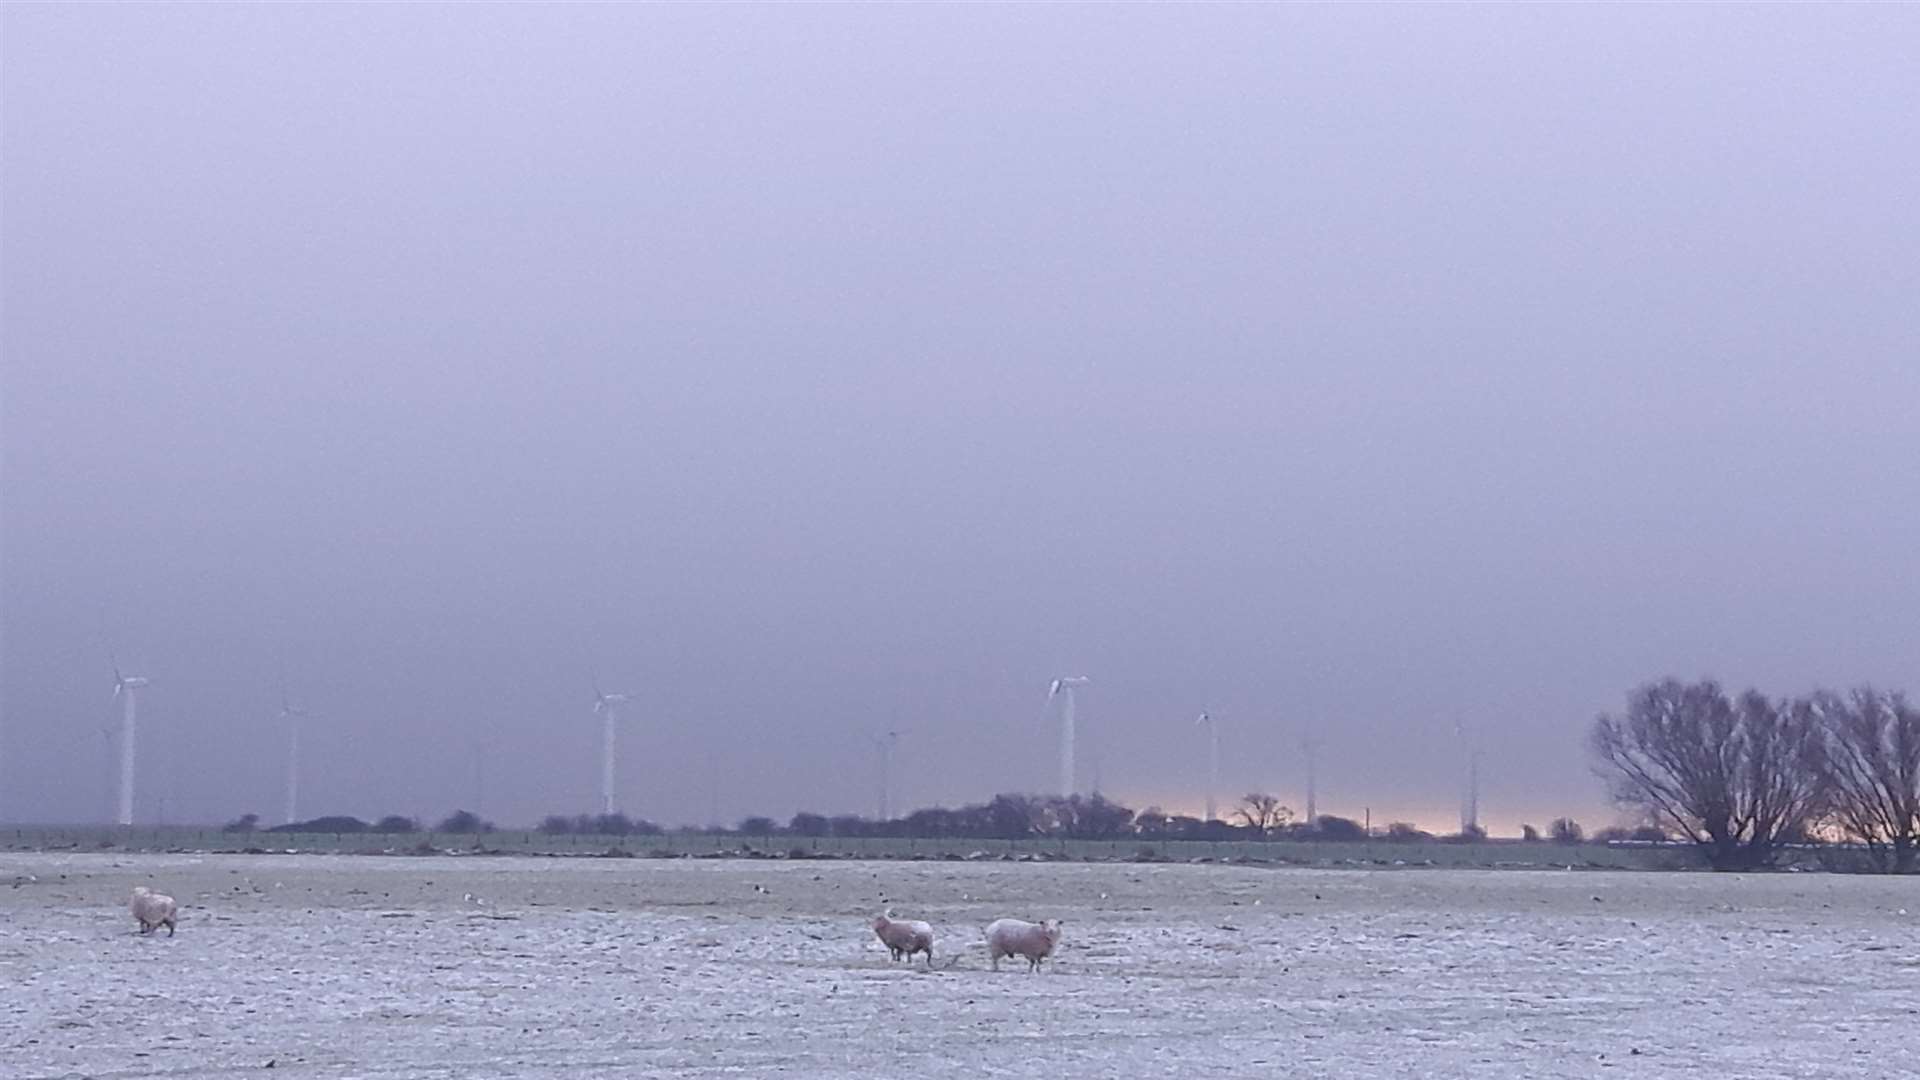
[1196,711,1220,823]
[872,729,906,820]
[704,745,721,830]
[99,723,117,820]
[278,679,314,826]
[1302,729,1320,827]
[591,675,631,816]
[1455,717,1481,835]
[470,737,488,818]
[1048,677,1090,797]
[110,656,149,826]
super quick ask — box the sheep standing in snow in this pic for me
[129,886,178,936]
[871,912,935,967]
[985,917,1061,973]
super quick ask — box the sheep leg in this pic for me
[164,918,175,937]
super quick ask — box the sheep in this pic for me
[130,886,178,936]
[985,917,1062,973]
[870,912,935,967]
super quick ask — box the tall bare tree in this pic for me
[1811,688,1920,873]
[1234,792,1291,838]
[1590,678,1824,871]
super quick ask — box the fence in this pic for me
[0,825,1698,869]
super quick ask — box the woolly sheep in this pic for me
[130,886,178,936]
[871,912,935,967]
[985,917,1061,973]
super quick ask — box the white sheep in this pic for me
[985,917,1061,973]
[130,886,178,936]
[871,912,935,967]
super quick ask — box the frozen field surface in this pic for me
[4,853,1919,1079]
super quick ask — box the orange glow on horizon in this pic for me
[1095,787,1616,839]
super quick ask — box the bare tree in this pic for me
[788,812,830,837]
[435,809,494,835]
[1590,678,1824,871]
[1078,794,1138,839]
[1036,794,1135,839]
[1134,806,1172,836]
[1313,815,1366,841]
[1811,688,1920,873]
[1234,793,1291,838]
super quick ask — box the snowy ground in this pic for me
[4,853,1917,1079]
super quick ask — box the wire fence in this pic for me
[0,825,1706,869]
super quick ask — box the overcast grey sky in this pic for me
[3,3,1916,831]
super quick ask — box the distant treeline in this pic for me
[747,797,1651,846]
[223,810,496,836]
[772,794,1371,843]
[223,795,1652,849]
[1593,679,1919,872]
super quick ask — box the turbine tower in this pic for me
[110,656,149,826]
[1456,718,1481,834]
[1302,731,1319,827]
[1048,676,1090,797]
[592,676,631,816]
[98,723,116,819]
[1196,711,1220,822]
[279,680,314,826]
[470,737,488,818]
[873,729,905,820]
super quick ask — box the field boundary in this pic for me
[0,825,1728,870]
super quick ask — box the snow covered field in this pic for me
[4,853,1917,1079]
